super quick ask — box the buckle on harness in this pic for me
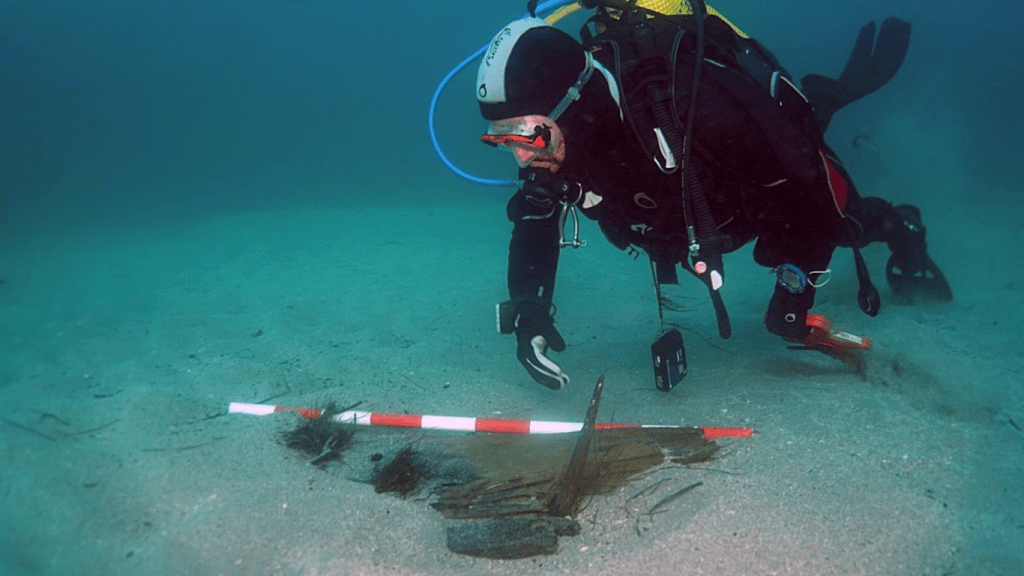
[559,202,587,249]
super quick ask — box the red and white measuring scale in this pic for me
[228,402,753,441]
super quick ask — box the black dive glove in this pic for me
[764,285,815,339]
[513,300,569,390]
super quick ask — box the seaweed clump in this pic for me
[280,403,356,467]
[373,445,430,498]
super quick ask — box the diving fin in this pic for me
[801,18,911,132]
[886,252,953,302]
[884,204,953,302]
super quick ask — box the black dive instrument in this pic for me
[775,263,808,294]
[651,329,687,392]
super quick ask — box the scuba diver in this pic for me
[474,0,952,391]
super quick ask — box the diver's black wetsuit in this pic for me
[496,12,949,389]
[506,18,898,340]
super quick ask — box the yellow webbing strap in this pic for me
[583,1,750,38]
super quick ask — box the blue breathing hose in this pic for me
[427,0,577,187]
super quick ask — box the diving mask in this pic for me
[481,115,566,172]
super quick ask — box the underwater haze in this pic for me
[2,0,1021,237]
[1,1,1023,575]
[1,0,516,235]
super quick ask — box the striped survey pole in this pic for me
[227,402,753,440]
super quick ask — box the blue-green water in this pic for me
[1,1,1021,575]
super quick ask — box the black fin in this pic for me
[801,18,911,132]
[838,21,877,85]
[884,204,953,303]
[886,253,953,302]
[841,18,911,95]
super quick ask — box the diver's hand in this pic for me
[764,287,814,339]
[514,301,569,390]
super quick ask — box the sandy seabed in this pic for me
[1,201,1021,576]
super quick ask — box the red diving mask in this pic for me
[481,115,566,172]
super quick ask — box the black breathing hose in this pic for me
[631,3,718,256]
[679,0,718,255]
